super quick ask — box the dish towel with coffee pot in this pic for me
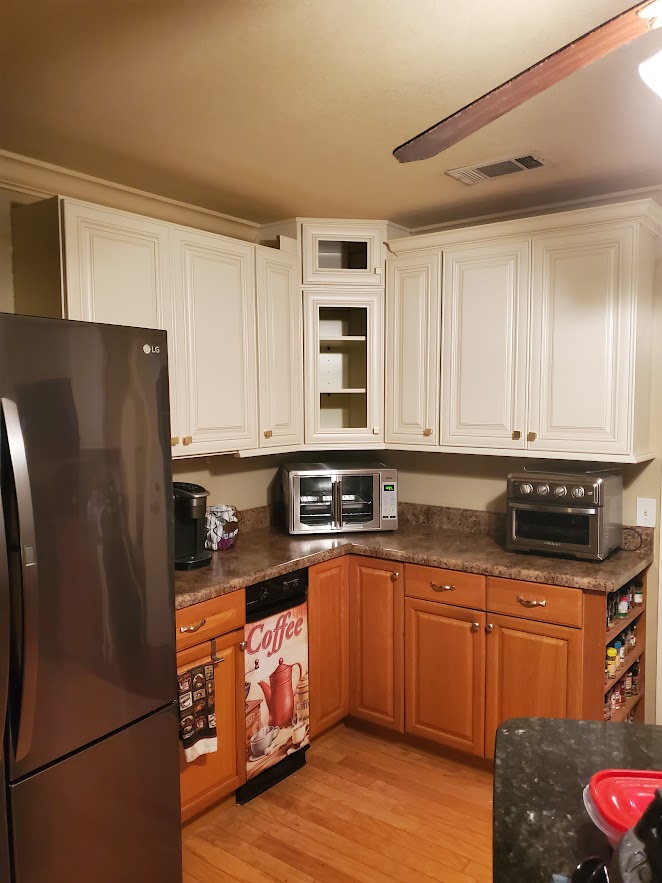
[177,662,217,762]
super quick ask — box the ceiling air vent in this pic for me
[445,152,550,186]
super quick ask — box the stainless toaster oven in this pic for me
[506,468,622,561]
[281,462,398,534]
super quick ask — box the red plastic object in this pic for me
[589,769,662,834]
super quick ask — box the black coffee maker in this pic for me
[173,482,213,570]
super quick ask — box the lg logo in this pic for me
[143,344,160,354]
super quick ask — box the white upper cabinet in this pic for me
[255,245,303,449]
[528,225,643,457]
[304,288,384,447]
[172,227,258,456]
[302,222,385,286]
[441,240,530,449]
[385,251,442,446]
[61,200,180,445]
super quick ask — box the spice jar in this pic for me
[606,647,618,679]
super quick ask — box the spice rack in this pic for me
[602,577,646,723]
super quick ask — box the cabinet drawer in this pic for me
[487,578,582,628]
[405,564,486,609]
[176,590,245,651]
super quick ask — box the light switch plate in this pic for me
[636,497,656,527]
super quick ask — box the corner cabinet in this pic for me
[302,222,385,286]
[304,289,384,446]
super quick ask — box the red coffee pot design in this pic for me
[258,659,303,727]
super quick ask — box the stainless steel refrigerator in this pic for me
[0,314,182,883]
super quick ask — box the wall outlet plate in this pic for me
[636,497,656,528]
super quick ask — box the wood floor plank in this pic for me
[274,775,470,873]
[182,726,494,882]
[263,787,478,883]
[196,824,316,883]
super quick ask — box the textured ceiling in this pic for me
[2,0,662,227]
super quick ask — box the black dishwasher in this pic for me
[236,568,309,804]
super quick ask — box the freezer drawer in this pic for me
[10,703,182,883]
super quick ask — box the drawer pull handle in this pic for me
[429,582,456,592]
[179,618,207,634]
[517,595,547,608]
[239,641,247,652]
[470,622,480,633]
[390,571,400,582]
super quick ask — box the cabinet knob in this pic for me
[470,622,480,633]
[423,428,433,437]
[183,435,193,446]
[239,641,247,652]
[516,595,547,608]
[263,430,273,439]
[486,623,494,634]
[390,571,400,582]
[512,430,521,440]
[527,431,537,442]
[170,436,180,447]
[179,618,207,634]
[429,582,455,593]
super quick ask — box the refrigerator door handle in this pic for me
[1,398,39,763]
[0,475,9,741]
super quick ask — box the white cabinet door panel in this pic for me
[529,227,634,455]
[62,201,180,445]
[173,228,258,455]
[441,241,529,448]
[386,252,441,445]
[256,246,303,449]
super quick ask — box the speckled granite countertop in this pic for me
[174,523,651,610]
[493,717,662,882]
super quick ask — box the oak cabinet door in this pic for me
[484,614,582,757]
[405,599,485,756]
[173,227,258,455]
[255,245,303,449]
[441,240,529,449]
[177,629,246,821]
[308,557,350,738]
[528,226,634,455]
[385,251,442,446]
[349,557,404,731]
[61,200,180,447]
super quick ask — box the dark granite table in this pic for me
[493,718,662,882]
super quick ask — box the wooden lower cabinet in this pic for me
[349,557,405,731]
[177,628,246,821]
[308,557,350,738]
[484,613,583,757]
[405,598,486,756]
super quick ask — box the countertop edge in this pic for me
[174,538,653,610]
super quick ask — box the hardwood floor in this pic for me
[182,725,493,883]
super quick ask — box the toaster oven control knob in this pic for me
[520,483,533,495]
[572,487,585,499]
[554,485,567,497]
[536,484,550,496]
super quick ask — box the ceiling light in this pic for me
[639,49,662,97]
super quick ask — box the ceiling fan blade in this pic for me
[393,2,657,163]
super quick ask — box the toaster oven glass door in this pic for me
[339,474,379,529]
[510,503,598,553]
[298,475,335,530]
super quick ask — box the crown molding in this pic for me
[0,150,260,241]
